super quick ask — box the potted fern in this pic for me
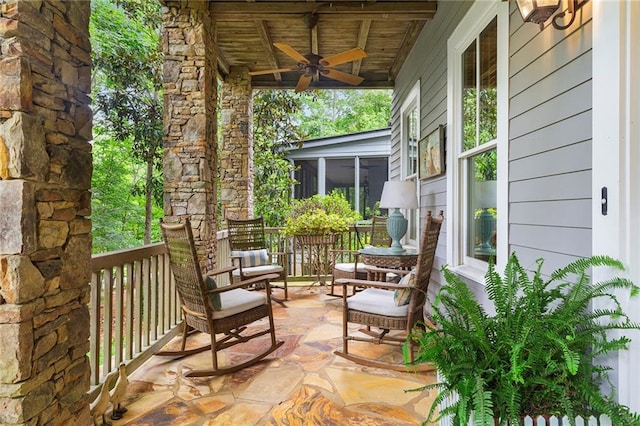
[408,253,640,425]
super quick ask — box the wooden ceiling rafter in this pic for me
[389,20,426,81]
[255,19,283,81]
[352,19,371,76]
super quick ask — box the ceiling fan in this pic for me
[250,43,368,92]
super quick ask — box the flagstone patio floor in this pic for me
[110,284,438,425]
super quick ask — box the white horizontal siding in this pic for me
[510,199,592,229]
[510,140,591,182]
[508,0,592,260]
[510,170,592,202]
[510,110,591,160]
[510,80,592,140]
[510,223,591,258]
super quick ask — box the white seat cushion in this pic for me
[212,288,266,319]
[347,288,409,317]
[232,264,283,277]
[333,262,368,273]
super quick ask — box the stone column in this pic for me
[0,1,93,425]
[162,1,217,272]
[220,66,254,220]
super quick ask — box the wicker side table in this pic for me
[358,247,418,281]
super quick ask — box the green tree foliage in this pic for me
[92,131,162,252]
[295,89,391,138]
[252,90,308,226]
[91,0,163,244]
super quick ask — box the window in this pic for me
[294,160,318,199]
[293,157,389,220]
[401,82,420,246]
[447,2,507,275]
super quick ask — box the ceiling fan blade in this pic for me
[321,68,365,86]
[249,68,295,76]
[295,74,313,93]
[320,47,367,67]
[274,43,310,64]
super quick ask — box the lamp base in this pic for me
[386,208,407,254]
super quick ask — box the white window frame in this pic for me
[446,1,509,281]
[400,81,421,247]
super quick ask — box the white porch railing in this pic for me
[89,242,180,390]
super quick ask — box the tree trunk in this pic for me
[144,156,153,245]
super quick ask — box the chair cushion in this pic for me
[203,275,222,311]
[232,264,283,277]
[231,249,269,267]
[393,270,415,306]
[212,288,266,319]
[334,262,368,273]
[347,288,409,317]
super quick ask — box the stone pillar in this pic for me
[220,66,254,220]
[0,1,93,425]
[162,1,217,272]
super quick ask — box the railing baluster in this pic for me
[90,271,101,384]
[103,268,113,375]
[134,260,142,354]
[114,265,124,366]
[150,255,158,342]
[125,262,134,361]
[142,258,150,348]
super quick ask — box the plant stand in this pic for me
[296,234,338,289]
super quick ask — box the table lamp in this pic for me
[379,180,418,253]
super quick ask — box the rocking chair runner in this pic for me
[156,219,283,377]
[334,210,444,371]
[328,216,392,297]
[227,217,289,303]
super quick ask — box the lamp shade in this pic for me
[515,0,560,25]
[379,181,418,209]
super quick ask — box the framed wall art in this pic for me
[418,124,445,180]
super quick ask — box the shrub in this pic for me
[281,192,361,236]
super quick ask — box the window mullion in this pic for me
[475,36,481,148]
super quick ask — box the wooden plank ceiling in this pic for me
[210,0,437,90]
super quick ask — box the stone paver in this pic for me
[110,287,437,425]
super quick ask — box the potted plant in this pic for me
[408,253,640,426]
[281,192,361,244]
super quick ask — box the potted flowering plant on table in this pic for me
[281,192,361,243]
[282,193,361,281]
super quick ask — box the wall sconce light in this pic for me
[515,0,587,31]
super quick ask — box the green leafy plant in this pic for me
[408,253,640,426]
[281,192,361,236]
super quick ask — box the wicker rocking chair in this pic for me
[227,217,289,304]
[334,210,443,371]
[156,219,284,377]
[328,216,391,297]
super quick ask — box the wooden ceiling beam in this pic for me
[217,48,231,76]
[388,20,426,81]
[251,78,393,90]
[352,19,371,76]
[254,20,283,81]
[209,2,436,20]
